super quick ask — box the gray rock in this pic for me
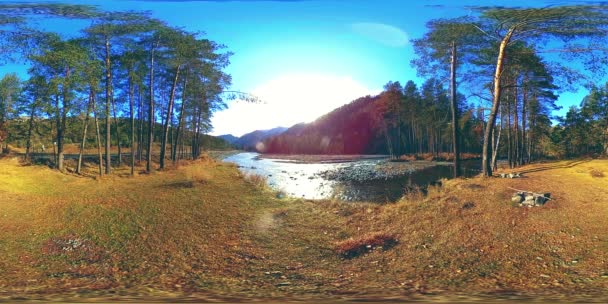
[511,193,524,203]
[462,202,475,209]
[522,197,536,207]
[534,193,551,206]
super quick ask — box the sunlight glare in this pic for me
[211,73,378,136]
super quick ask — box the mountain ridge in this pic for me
[218,127,289,150]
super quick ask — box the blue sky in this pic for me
[1,0,592,136]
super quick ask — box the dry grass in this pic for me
[1,156,607,301]
[0,154,285,300]
[241,159,608,299]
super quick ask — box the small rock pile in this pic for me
[499,172,522,178]
[511,191,551,207]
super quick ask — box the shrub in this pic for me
[398,154,417,161]
[397,153,480,162]
[185,168,211,184]
[245,173,268,188]
[590,169,605,178]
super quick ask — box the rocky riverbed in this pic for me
[224,153,479,202]
[317,159,453,182]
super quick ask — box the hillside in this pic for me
[217,134,239,145]
[1,156,607,301]
[263,96,387,154]
[236,127,288,150]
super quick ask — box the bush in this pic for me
[590,169,605,178]
[397,153,480,162]
[244,173,268,189]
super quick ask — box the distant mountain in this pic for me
[217,134,239,144]
[217,127,289,150]
[262,96,387,154]
[237,127,288,150]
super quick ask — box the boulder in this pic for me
[522,198,535,207]
[534,193,551,206]
[514,191,551,207]
[511,193,524,203]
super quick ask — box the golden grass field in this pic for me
[0,154,607,302]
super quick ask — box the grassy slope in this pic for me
[0,156,607,301]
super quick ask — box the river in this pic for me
[223,152,480,202]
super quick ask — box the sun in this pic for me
[211,73,378,136]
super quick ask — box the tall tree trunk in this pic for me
[25,101,37,162]
[137,85,144,162]
[56,69,69,173]
[56,127,64,172]
[528,114,534,162]
[192,102,202,159]
[383,124,394,158]
[160,65,181,169]
[104,34,112,175]
[507,90,513,169]
[521,80,528,164]
[491,111,502,171]
[92,91,103,176]
[112,99,122,166]
[450,41,461,177]
[604,119,608,156]
[57,103,68,173]
[482,28,514,177]
[54,93,61,170]
[172,78,187,163]
[147,41,156,173]
[514,82,520,167]
[77,92,93,174]
[129,76,135,176]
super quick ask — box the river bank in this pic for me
[257,153,390,163]
[316,159,454,182]
[225,153,457,201]
[226,152,479,201]
[1,155,607,302]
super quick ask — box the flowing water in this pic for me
[224,152,480,202]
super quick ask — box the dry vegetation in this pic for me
[0,155,607,301]
[398,152,480,162]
